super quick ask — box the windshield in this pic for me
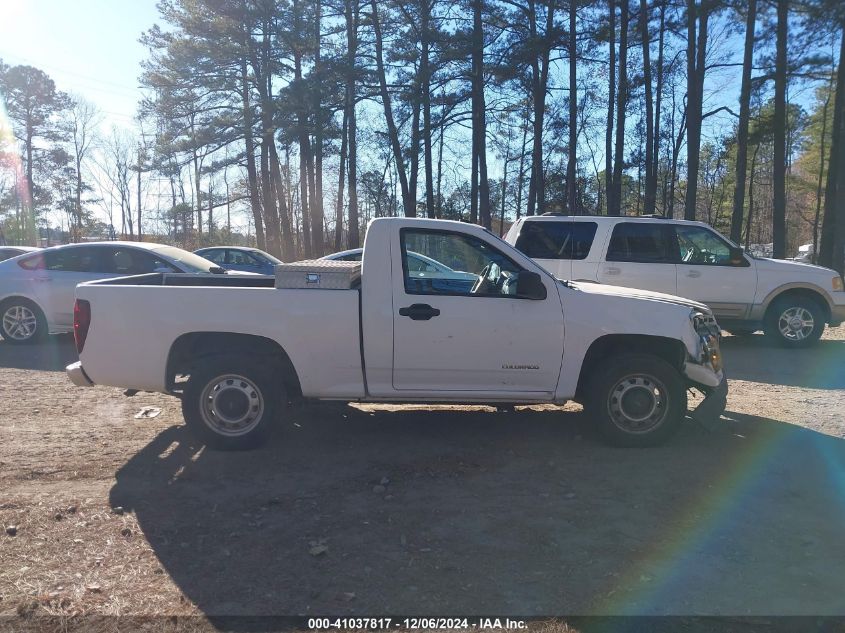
[153,246,221,273]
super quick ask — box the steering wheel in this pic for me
[471,264,493,294]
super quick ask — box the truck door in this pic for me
[391,227,564,395]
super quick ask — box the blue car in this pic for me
[194,246,282,275]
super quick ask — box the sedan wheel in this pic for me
[1,302,45,344]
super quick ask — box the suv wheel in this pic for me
[584,354,687,447]
[764,296,824,348]
[182,356,283,450]
[0,299,47,345]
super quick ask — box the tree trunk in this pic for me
[311,0,324,254]
[639,0,655,215]
[653,0,665,213]
[684,0,708,221]
[612,0,628,216]
[567,0,578,215]
[422,0,436,219]
[241,58,266,251]
[346,0,360,247]
[606,0,616,215]
[819,21,845,274]
[473,0,492,228]
[771,0,788,259]
[812,74,833,264]
[371,0,414,216]
[526,0,553,216]
[730,0,756,243]
[335,107,348,251]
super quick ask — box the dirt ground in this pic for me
[1,328,845,624]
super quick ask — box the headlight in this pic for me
[700,334,723,372]
[833,276,844,292]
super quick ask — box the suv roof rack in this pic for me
[540,212,566,216]
[636,213,667,219]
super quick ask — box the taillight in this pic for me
[74,300,91,354]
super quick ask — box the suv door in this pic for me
[392,227,564,394]
[513,220,599,281]
[599,222,678,295]
[673,224,757,320]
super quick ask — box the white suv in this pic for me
[505,214,845,347]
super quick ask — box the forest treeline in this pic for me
[1,0,845,273]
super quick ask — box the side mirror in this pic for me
[729,247,746,267]
[516,270,547,300]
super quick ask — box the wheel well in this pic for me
[0,296,46,320]
[166,332,302,397]
[575,334,686,401]
[765,288,830,323]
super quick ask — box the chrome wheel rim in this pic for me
[778,306,814,342]
[2,305,37,341]
[199,374,264,437]
[607,374,668,434]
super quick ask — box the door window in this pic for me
[200,249,226,265]
[44,247,102,273]
[102,248,175,274]
[401,229,523,297]
[227,249,260,266]
[675,225,734,266]
[515,221,598,260]
[606,223,675,263]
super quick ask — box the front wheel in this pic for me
[584,354,688,447]
[764,296,824,348]
[181,356,283,450]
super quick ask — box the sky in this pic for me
[0,0,160,131]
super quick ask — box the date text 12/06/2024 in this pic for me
[307,618,528,629]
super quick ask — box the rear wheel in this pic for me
[584,354,687,447]
[182,356,283,450]
[764,296,824,348]
[0,299,47,345]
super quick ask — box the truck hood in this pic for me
[753,257,838,277]
[564,280,711,314]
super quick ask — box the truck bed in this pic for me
[75,274,366,398]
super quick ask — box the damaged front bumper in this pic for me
[689,372,728,427]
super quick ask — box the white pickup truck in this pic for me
[67,218,726,450]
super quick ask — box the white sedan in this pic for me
[0,241,229,344]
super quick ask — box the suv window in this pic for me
[606,223,675,263]
[675,225,733,266]
[44,247,103,273]
[401,229,522,297]
[515,221,598,260]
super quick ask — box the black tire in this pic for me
[0,298,47,345]
[584,354,688,448]
[764,296,825,348]
[181,356,283,450]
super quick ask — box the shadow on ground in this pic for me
[0,334,77,371]
[721,335,845,389]
[110,404,845,620]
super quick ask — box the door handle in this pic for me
[686,270,702,278]
[398,303,441,321]
[604,267,621,276]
